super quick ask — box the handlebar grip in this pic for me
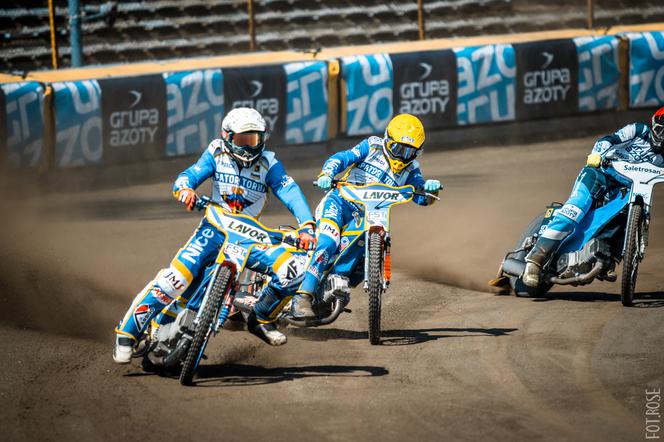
[195,196,211,211]
[313,178,341,188]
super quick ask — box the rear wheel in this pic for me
[621,204,643,307]
[509,212,553,298]
[367,232,384,345]
[179,266,232,386]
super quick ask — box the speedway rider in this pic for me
[291,113,442,318]
[522,106,664,287]
[114,107,316,363]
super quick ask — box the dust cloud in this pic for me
[2,135,662,339]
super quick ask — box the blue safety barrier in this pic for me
[163,69,224,157]
[574,36,621,112]
[340,54,393,136]
[455,44,516,125]
[627,31,664,108]
[284,61,329,144]
[1,82,45,168]
[52,80,103,167]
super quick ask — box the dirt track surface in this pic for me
[1,137,663,441]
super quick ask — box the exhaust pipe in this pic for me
[285,298,346,327]
[547,260,605,285]
[500,257,526,278]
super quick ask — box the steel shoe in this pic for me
[290,293,316,319]
[522,261,541,288]
[113,335,134,364]
[247,313,287,346]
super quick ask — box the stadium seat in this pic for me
[2,0,664,71]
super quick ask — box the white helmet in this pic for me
[221,107,268,168]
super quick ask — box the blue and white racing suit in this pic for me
[298,136,434,295]
[116,140,314,342]
[531,123,664,262]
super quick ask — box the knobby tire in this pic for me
[179,266,232,385]
[367,232,384,345]
[621,204,642,307]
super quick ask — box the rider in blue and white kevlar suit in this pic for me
[522,106,664,287]
[114,108,315,363]
[291,114,441,318]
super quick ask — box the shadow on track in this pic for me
[530,291,664,306]
[531,291,620,303]
[288,327,518,346]
[191,363,389,387]
[631,291,664,308]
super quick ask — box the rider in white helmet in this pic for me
[113,107,316,364]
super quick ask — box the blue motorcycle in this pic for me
[491,158,664,306]
[140,196,301,385]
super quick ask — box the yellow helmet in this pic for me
[383,113,426,173]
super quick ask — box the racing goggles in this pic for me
[652,121,664,147]
[226,131,266,164]
[386,139,421,162]
[230,131,264,148]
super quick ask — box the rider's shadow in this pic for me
[288,327,518,346]
[631,291,664,308]
[192,363,389,387]
[531,291,664,307]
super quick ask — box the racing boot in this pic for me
[522,237,561,288]
[291,292,316,319]
[113,335,134,364]
[246,312,287,346]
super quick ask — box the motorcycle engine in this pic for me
[154,308,197,351]
[555,238,611,279]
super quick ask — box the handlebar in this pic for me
[313,179,441,200]
[192,195,310,250]
[194,195,211,211]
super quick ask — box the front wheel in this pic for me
[180,265,233,385]
[621,204,643,307]
[367,231,384,345]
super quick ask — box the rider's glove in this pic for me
[424,179,441,193]
[316,174,333,190]
[586,153,602,168]
[297,222,317,251]
[175,188,198,211]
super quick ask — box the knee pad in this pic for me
[575,167,608,202]
[155,266,190,300]
[272,252,308,290]
[318,219,341,248]
[556,204,583,223]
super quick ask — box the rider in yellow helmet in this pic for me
[383,113,427,173]
[291,113,442,318]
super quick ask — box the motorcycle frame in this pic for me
[334,182,415,291]
[547,161,664,268]
[184,202,292,330]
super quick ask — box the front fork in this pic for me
[194,261,237,336]
[363,226,391,291]
[621,203,649,261]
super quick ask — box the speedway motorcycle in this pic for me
[280,180,440,345]
[137,196,300,385]
[490,156,664,306]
